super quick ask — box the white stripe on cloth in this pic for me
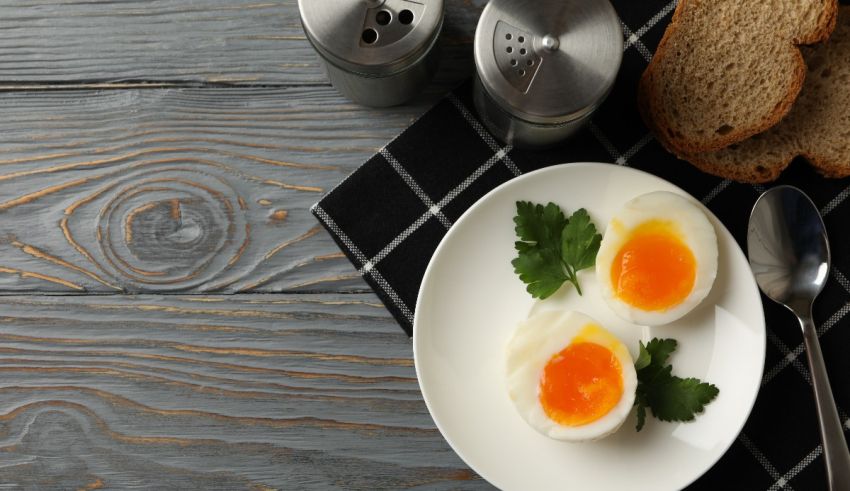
[768,445,823,491]
[367,267,414,324]
[588,122,622,162]
[702,180,732,205]
[318,94,515,324]
[621,0,678,61]
[361,211,435,271]
[627,0,678,47]
[821,185,850,216]
[588,122,653,167]
[437,148,510,207]
[621,133,654,164]
[311,204,368,267]
[767,311,850,410]
[739,433,796,491]
[764,330,815,385]
[764,319,850,433]
[762,302,850,385]
[621,21,654,62]
[359,147,511,273]
[380,148,452,229]
[761,265,850,386]
[311,204,414,323]
[752,268,850,487]
[447,94,521,177]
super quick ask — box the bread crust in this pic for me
[802,0,839,44]
[684,151,793,183]
[807,152,850,179]
[638,0,838,155]
[670,5,850,183]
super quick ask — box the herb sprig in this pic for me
[634,338,720,431]
[511,201,601,299]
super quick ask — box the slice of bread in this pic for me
[685,6,850,183]
[639,0,838,155]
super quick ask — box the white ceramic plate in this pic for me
[414,163,765,491]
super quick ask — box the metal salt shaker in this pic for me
[298,0,444,107]
[473,0,622,148]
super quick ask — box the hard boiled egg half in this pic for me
[505,310,636,441]
[596,191,718,326]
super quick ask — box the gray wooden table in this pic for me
[0,1,493,489]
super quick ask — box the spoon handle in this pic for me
[799,312,850,490]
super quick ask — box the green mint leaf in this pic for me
[634,341,652,371]
[645,376,720,423]
[560,208,602,272]
[511,248,568,299]
[514,201,567,251]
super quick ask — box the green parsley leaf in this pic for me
[634,342,652,371]
[643,338,677,367]
[644,377,720,423]
[511,202,601,299]
[513,201,567,251]
[634,338,719,431]
[561,209,602,271]
[511,248,568,299]
[635,395,647,432]
[559,208,602,295]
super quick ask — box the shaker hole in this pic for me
[510,59,517,66]
[519,69,526,76]
[362,28,378,44]
[506,46,513,53]
[526,59,533,66]
[376,10,391,25]
[519,48,527,55]
[505,33,512,40]
[399,9,414,24]
[518,36,525,43]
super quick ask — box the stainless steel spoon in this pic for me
[748,185,850,490]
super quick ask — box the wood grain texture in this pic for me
[0,0,483,86]
[0,293,489,490]
[0,87,448,294]
[0,1,495,486]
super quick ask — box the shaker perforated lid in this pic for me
[474,0,622,125]
[299,0,444,77]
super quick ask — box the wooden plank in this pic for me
[0,86,444,293]
[0,0,483,85]
[0,292,488,490]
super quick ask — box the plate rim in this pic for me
[413,162,766,490]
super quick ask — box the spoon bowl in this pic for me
[748,185,831,313]
[748,185,850,490]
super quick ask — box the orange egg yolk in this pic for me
[539,342,624,426]
[611,220,696,311]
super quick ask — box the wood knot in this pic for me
[63,166,251,291]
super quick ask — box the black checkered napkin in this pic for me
[312,0,850,488]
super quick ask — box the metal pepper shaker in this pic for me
[298,0,444,107]
[473,0,622,148]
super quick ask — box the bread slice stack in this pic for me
[639,0,850,183]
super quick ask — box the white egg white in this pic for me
[505,310,636,442]
[595,191,718,326]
